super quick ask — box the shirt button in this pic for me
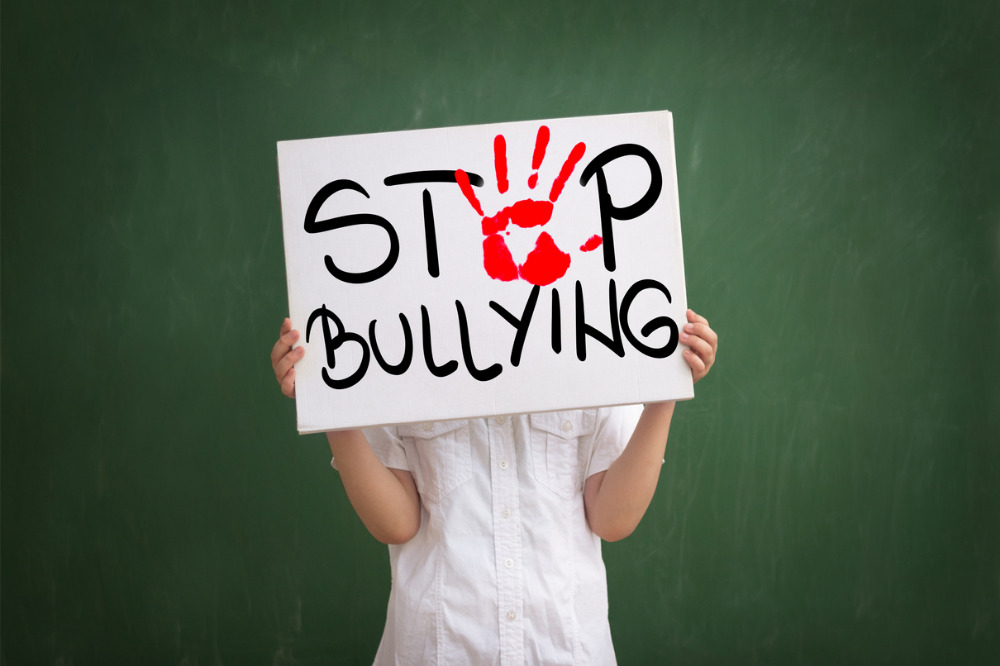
[499,460,509,470]
[562,420,573,432]
[506,610,517,621]
[496,415,506,425]
[504,558,514,568]
[422,423,433,432]
[501,508,511,519]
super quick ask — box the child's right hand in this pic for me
[271,317,304,398]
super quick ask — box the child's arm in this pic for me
[271,318,421,545]
[584,310,717,542]
[325,430,421,545]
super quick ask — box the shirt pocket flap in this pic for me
[398,419,469,440]
[529,410,596,439]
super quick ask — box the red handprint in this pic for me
[456,126,593,286]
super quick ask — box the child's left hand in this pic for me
[680,309,718,384]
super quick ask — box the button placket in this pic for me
[487,416,523,665]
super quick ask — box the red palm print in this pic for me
[456,126,589,286]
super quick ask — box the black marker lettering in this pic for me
[620,279,678,358]
[489,285,540,367]
[383,171,484,186]
[575,279,624,361]
[306,304,370,389]
[369,314,413,375]
[304,179,400,283]
[579,145,663,272]
[551,287,562,354]
[420,305,458,377]
[384,171,484,278]
[456,300,502,381]
[421,189,440,277]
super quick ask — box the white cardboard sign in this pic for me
[278,111,692,433]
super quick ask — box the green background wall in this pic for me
[2,1,997,663]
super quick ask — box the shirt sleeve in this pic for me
[585,404,645,478]
[329,426,411,472]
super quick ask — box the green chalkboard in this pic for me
[2,0,997,663]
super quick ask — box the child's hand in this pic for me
[680,309,718,384]
[270,317,304,398]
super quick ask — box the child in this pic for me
[271,309,717,664]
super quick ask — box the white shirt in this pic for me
[337,405,644,666]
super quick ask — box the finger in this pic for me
[681,330,714,360]
[271,324,291,364]
[684,348,706,379]
[274,346,305,381]
[683,321,718,349]
[687,309,709,329]
[281,367,297,399]
[270,327,301,365]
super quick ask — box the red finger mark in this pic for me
[483,234,519,281]
[580,235,603,252]
[456,169,483,216]
[528,125,550,189]
[532,126,550,170]
[494,135,509,194]
[482,212,508,235]
[482,199,553,235]
[518,232,571,286]
[508,199,553,228]
[549,142,586,203]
